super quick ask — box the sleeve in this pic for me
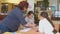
[39,21,44,32]
[25,17,34,24]
[25,17,29,22]
[13,9,27,25]
[44,20,54,32]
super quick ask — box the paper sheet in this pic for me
[56,32,60,34]
[20,28,31,32]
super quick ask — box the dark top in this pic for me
[0,7,27,31]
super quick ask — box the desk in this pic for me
[24,27,40,34]
[53,21,60,32]
[14,27,40,34]
[4,25,59,34]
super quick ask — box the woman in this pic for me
[25,11,35,27]
[39,12,57,34]
[0,1,30,33]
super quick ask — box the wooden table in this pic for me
[15,27,40,34]
[3,25,59,34]
[24,27,40,34]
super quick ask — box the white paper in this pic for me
[56,32,60,34]
[20,28,31,32]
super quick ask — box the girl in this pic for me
[39,12,57,34]
[25,11,35,27]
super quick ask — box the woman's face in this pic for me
[28,14,34,19]
[23,7,28,12]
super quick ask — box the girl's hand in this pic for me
[25,23,36,28]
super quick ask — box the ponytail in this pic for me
[46,17,57,34]
[40,12,57,34]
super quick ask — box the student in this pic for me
[39,12,57,34]
[0,1,31,33]
[25,11,35,27]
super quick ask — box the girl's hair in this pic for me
[27,11,34,16]
[17,1,29,10]
[40,12,54,27]
[40,12,57,33]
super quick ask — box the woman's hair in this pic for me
[27,11,34,16]
[17,1,29,10]
[40,12,57,33]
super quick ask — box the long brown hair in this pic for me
[17,1,29,10]
[40,12,57,33]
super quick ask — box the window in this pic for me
[1,3,8,13]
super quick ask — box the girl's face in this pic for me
[39,15,44,20]
[38,16,41,20]
[28,14,34,19]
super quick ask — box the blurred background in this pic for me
[0,0,60,32]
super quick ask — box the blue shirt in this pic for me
[0,7,27,31]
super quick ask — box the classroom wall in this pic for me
[6,0,26,4]
[27,0,34,12]
[34,0,43,3]
[49,0,60,11]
